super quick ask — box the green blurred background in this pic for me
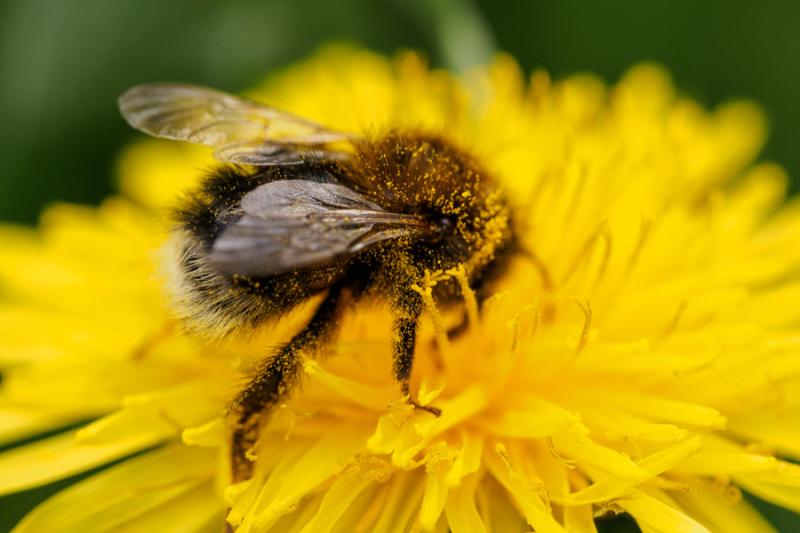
[1,0,799,530]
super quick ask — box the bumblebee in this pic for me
[119,84,515,481]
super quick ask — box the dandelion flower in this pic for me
[2,47,800,532]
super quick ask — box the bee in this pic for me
[119,83,515,481]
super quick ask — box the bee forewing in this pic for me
[118,83,353,165]
[209,179,432,276]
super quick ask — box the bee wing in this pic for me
[118,83,351,165]
[209,180,431,276]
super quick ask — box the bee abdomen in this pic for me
[162,165,348,337]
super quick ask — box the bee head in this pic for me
[350,131,513,273]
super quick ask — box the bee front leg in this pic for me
[393,290,442,417]
[228,284,345,483]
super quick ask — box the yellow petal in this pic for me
[444,473,487,533]
[0,405,83,445]
[182,418,226,448]
[735,469,800,514]
[299,475,374,533]
[557,436,701,505]
[370,472,425,533]
[574,393,727,430]
[116,140,209,210]
[12,444,217,533]
[367,386,488,469]
[617,489,710,533]
[226,440,309,528]
[0,427,168,496]
[476,395,579,439]
[444,431,483,487]
[485,444,566,533]
[676,452,780,476]
[303,359,396,411]
[730,412,800,461]
[249,427,369,530]
[73,382,225,449]
[563,504,597,533]
[419,470,448,530]
[671,480,777,533]
[75,406,176,447]
[475,475,528,533]
[552,428,649,482]
[579,408,689,443]
[116,483,223,533]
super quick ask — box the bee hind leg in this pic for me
[228,284,345,483]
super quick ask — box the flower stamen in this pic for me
[509,300,541,354]
[447,264,479,329]
[560,221,611,287]
[571,297,593,353]
[546,436,577,469]
[521,247,555,292]
[660,300,688,341]
[411,271,449,367]
[625,218,652,278]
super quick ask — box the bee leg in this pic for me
[228,285,345,483]
[393,291,442,417]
